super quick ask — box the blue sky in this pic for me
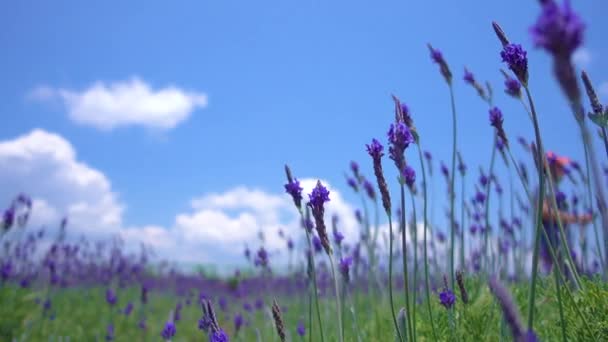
[1,0,607,267]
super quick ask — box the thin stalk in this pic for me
[328,255,344,342]
[601,127,608,159]
[460,173,466,272]
[554,267,567,342]
[409,189,418,341]
[388,215,405,342]
[524,85,547,332]
[299,209,325,342]
[581,140,605,270]
[544,167,583,289]
[448,84,458,290]
[484,136,497,274]
[400,184,414,342]
[417,144,438,341]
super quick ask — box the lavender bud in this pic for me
[271,299,286,342]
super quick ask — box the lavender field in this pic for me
[2,1,608,341]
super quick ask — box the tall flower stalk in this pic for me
[284,166,325,342]
[366,139,404,342]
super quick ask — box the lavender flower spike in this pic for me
[308,181,332,254]
[428,44,452,84]
[367,139,391,214]
[489,107,509,147]
[284,165,303,210]
[493,22,529,85]
[488,276,526,341]
[271,299,286,342]
[501,69,522,98]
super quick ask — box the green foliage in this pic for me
[2,275,608,341]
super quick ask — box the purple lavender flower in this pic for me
[234,313,244,333]
[254,247,269,267]
[388,122,414,170]
[105,288,117,306]
[287,239,294,250]
[2,206,15,231]
[489,107,509,146]
[312,236,322,253]
[161,321,176,340]
[500,43,528,85]
[198,316,212,332]
[106,323,114,341]
[531,0,584,58]
[1,261,11,282]
[210,329,229,342]
[347,177,358,192]
[463,68,475,85]
[307,181,332,254]
[284,177,304,210]
[457,152,467,176]
[339,256,353,282]
[402,165,416,189]
[333,229,344,246]
[440,162,449,178]
[475,191,486,205]
[488,276,525,341]
[367,138,391,214]
[439,288,456,309]
[350,161,360,178]
[428,44,452,83]
[354,209,362,224]
[124,302,133,316]
[504,74,522,98]
[362,179,376,200]
[297,321,306,337]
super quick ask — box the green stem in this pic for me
[409,188,418,341]
[524,85,546,332]
[328,255,344,342]
[484,136,497,274]
[400,184,414,342]
[448,84,458,290]
[417,144,438,341]
[300,210,325,342]
[388,214,405,342]
[460,173,466,272]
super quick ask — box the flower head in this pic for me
[362,179,376,200]
[489,276,526,341]
[367,139,391,214]
[161,321,176,340]
[339,256,354,282]
[333,229,344,246]
[297,321,306,337]
[284,178,303,210]
[210,329,229,342]
[388,122,414,170]
[402,165,416,189]
[489,107,509,147]
[501,44,528,84]
[502,70,522,98]
[439,288,456,309]
[254,247,269,267]
[105,288,117,306]
[531,0,584,58]
[463,68,475,84]
[308,181,331,254]
[428,44,452,83]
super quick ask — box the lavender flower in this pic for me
[463,68,475,84]
[312,236,322,253]
[388,121,414,170]
[439,288,456,309]
[362,179,376,200]
[347,177,358,192]
[367,139,391,214]
[428,44,452,83]
[124,302,133,316]
[531,0,584,58]
[106,288,117,306]
[463,67,488,100]
[271,300,286,342]
[106,323,114,341]
[457,152,466,176]
[402,165,416,189]
[456,271,469,304]
[254,247,269,267]
[297,321,306,337]
[161,321,176,340]
[339,256,353,282]
[488,276,525,341]
[308,181,332,254]
[500,43,529,85]
[234,313,244,333]
[284,165,303,210]
[210,330,229,342]
[333,229,344,246]
[350,161,360,179]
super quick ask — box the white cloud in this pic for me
[0,130,361,269]
[30,78,207,131]
[0,129,124,237]
[573,47,591,69]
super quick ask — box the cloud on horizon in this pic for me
[29,78,207,131]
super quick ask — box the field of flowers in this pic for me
[2,1,608,341]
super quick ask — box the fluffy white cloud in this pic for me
[0,129,124,236]
[30,78,207,131]
[0,130,362,268]
[572,47,591,68]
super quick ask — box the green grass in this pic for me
[2,274,608,341]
